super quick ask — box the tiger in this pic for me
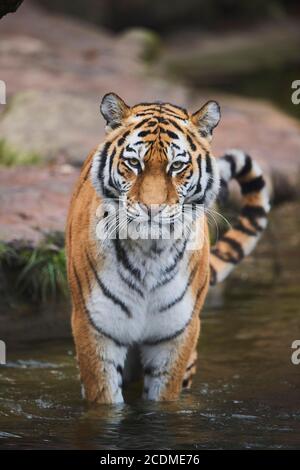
[66,92,270,404]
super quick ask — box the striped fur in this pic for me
[210,149,271,285]
[66,94,270,403]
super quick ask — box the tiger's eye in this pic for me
[129,158,140,167]
[171,161,184,171]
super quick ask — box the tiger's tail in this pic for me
[209,149,271,286]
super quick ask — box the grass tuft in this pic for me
[0,232,68,303]
[0,139,41,167]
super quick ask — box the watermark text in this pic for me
[0,79,6,104]
[0,340,6,365]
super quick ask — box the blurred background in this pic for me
[37,0,300,118]
[0,0,300,450]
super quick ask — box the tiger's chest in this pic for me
[86,239,196,345]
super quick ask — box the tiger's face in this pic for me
[92,93,221,240]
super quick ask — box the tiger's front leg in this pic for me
[141,314,200,401]
[72,308,128,404]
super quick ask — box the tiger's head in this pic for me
[92,93,221,241]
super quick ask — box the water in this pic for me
[0,203,299,449]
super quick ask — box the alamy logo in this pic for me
[291,80,300,105]
[0,80,6,104]
[291,340,300,365]
[95,200,205,250]
[0,340,6,365]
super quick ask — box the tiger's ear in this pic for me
[191,101,221,140]
[100,93,130,130]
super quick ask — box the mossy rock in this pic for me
[0,91,101,164]
[120,28,161,63]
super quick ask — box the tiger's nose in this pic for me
[140,203,163,217]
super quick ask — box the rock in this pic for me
[0,165,78,244]
[0,91,103,165]
[119,28,161,62]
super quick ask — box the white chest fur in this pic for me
[86,239,194,345]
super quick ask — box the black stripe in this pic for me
[223,154,236,177]
[138,129,154,137]
[144,366,165,378]
[147,120,158,127]
[209,264,217,286]
[118,270,145,298]
[200,129,209,138]
[186,360,197,372]
[211,248,238,264]
[164,103,188,115]
[114,239,143,283]
[241,204,267,218]
[150,241,165,255]
[182,378,190,388]
[241,204,267,231]
[135,110,186,121]
[102,186,118,199]
[86,251,132,318]
[150,266,179,291]
[72,263,128,347]
[240,175,265,195]
[188,195,205,205]
[220,236,244,262]
[205,153,213,191]
[166,118,184,132]
[187,134,196,151]
[157,116,168,124]
[143,319,191,346]
[221,235,244,260]
[97,142,110,180]
[158,263,197,312]
[105,359,123,376]
[233,221,257,236]
[109,122,121,130]
[134,140,149,146]
[166,129,179,140]
[218,178,229,204]
[135,112,157,117]
[194,154,202,195]
[205,153,213,175]
[135,106,161,112]
[164,239,188,274]
[236,154,252,178]
[134,103,188,120]
[134,118,151,130]
[160,129,179,140]
[107,148,116,191]
[163,111,187,121]
[117,130,130,146]
[99,143,120,198]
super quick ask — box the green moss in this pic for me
[0,139,41,167]
[0,232,68,303]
